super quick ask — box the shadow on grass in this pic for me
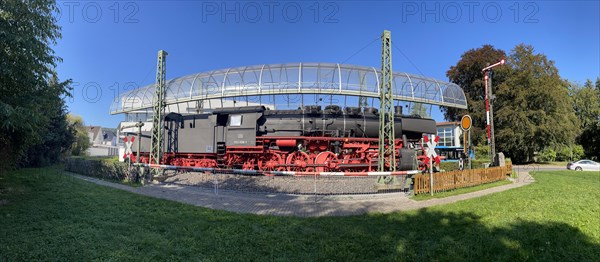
[1,168,599,261]
[347,209,600,261]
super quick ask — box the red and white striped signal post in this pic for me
[482,59,505,165]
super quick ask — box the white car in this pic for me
[567,160,600,171]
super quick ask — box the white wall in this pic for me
[86,145,119,157]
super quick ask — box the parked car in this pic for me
[567,160,600,171]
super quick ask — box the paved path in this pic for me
[66,167,542,217]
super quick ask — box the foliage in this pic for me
[537,148,557,162]
[0,1,72,169]
[444,45,508,146]
[20,76,74,167]
[572,145,586,160]
[578,122,600,160]
[571,80,600,129]
[474,144,490,160]
[65,157,140,183]
[494,44,580,163]
[570,79,600,160]
[555,144,585,162]
[1,167,599,260]
[67,114,90,156]
[439,161,459,172]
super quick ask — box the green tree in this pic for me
[21,76,74,166]
[444,45,508,145]
[494,44,580,163]
[578,122,600,159]
[537,148,557,162]
[571,80,600,129]
[555,144,585,162]
[570,79,600,159]
[0,1,71,169]
[67,114,90,156]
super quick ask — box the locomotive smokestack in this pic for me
[394,106,403,116]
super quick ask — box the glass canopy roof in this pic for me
[110,63,467,114]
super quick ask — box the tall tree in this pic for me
[574,78,600,159]
[494,44,579,163]
[578,122,600,159]
[0,0,71,169]
[21,76,73,166]
[572,80,600,129]
[67,114,90,156]
[444,45,508,145]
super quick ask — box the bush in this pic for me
[65,157,142,183]
[538,148,557,162]
[474,145,490,161]
[556,146,571,162]
[555,144,585,162]
[439,162,459,172]
[573,145,585,160]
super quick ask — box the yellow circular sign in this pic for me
[461,115,472,131]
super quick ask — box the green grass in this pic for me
[412,179,513,201]
[1,168,599,261]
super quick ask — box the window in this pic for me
[437,126,455,147]
[230,115,242,127]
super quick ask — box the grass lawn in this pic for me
[1,167,599,261]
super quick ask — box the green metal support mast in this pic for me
[150,50,168,165]
[378,30,396,172]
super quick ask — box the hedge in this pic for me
[64,157,142,183]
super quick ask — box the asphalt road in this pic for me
[512,164,566,172]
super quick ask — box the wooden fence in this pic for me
[413,164,513,195]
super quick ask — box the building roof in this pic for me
[437,121,460,126]
[102,129,116,141]
[86,126,102,140]
[110,63,467,114]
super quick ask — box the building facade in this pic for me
[436,121,463,147]
[86,126,119,156]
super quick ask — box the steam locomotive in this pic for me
[128,105,436,174]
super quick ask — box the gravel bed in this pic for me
[162,172,411,195]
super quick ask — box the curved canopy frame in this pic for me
[110,63,467,115]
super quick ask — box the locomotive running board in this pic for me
[138,163,419,177]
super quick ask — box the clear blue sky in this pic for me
[53,0,600,128]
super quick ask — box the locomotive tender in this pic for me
[129,105,436,174]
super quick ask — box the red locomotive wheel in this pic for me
[315,151,338,172]
[199,159,217,168]
[286,151,314,172]
[258,153,284,171]
[242,159,256,170]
